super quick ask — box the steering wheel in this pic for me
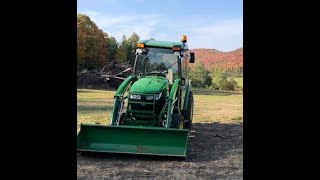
[153,65,167,73]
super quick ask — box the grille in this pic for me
[130,94,166,114]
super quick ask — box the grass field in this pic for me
[77,88,243,179]
[77,88,243,132]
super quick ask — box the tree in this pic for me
[127,33,140,66]
[211,68,238,91]
[212,69,228,90]
[77,14,109,71]
[107,36,118,61]
[189,61,212,87]
[115,33,140,65]
[116,35,128,63]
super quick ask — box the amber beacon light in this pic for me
[137,43,144,48]
[181,35,187,43]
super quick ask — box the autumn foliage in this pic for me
[77,13,243,80]
[190,48,243,75]
[77,14,140,71]
[77,14,109,70]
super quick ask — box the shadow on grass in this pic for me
[77,104,114,112]
[77,122,243,163]
[192,89,242,96]
[77,88,116,93]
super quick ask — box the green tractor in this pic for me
[77,35,195,157]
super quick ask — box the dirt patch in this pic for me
[77,122,243,180]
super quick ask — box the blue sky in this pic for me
[77,0,243,51]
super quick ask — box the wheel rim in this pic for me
[179,120,184,129]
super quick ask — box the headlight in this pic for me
[130,94,141,100]
[146,92,162,100]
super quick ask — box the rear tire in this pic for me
[183,92,194,130]
[170,114,184,129]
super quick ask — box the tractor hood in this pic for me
[130,76,168,94]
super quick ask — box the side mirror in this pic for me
[189,52,195,63]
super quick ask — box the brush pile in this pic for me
[77,61,132,89]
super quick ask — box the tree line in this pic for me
[78,14,242,91]
[189,61,242,91]
[77,14,140,71]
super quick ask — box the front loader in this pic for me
[77,35,195,157]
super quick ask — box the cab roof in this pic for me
[137,40,189,50]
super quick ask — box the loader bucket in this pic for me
[77,124,189,157]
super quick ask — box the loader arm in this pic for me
[111,75,138,125]
[165,78,180,128]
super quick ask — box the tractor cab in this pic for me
[133,37,195,88]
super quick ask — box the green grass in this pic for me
[77,88,243,131]
[77,89,115,131]
[191,88,243,123]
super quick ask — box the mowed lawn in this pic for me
[77,88,243,132]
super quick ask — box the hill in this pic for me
[190,48,243,73]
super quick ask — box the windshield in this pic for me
[134,48,179,78]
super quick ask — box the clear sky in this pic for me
[77,0,243,51]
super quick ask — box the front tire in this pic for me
[170,114,184,129]
[183,92,194,130]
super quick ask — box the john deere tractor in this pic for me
[77,35,195,157]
